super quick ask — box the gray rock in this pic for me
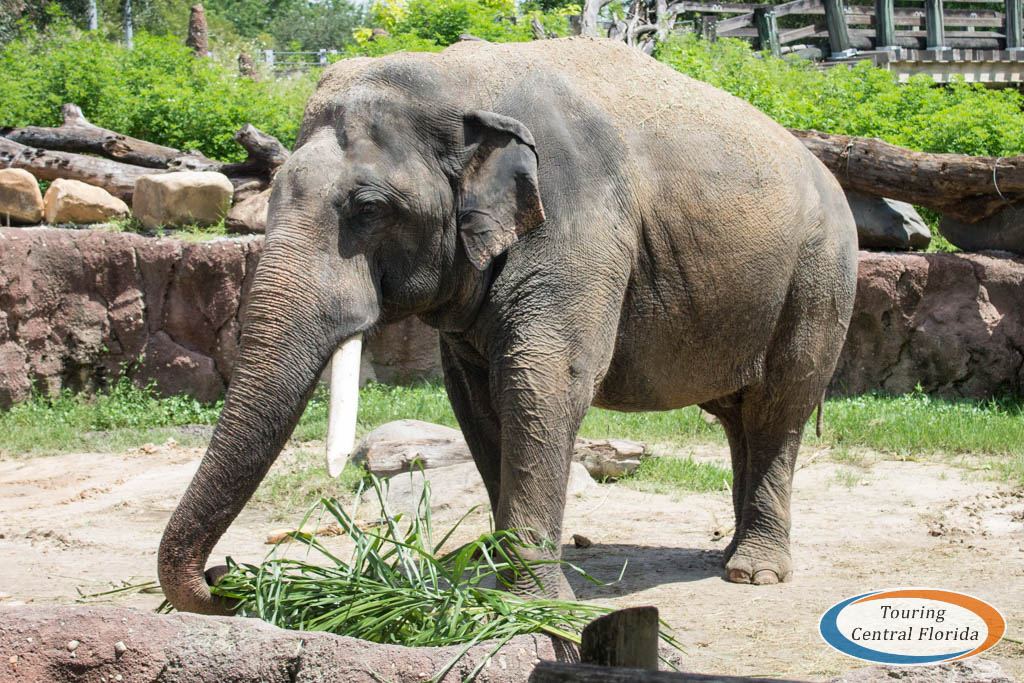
[829,658,1012,683]
[352,419,470,477]
[846,190,931,251]
[573,438,647,479]
[225,187,269,234]
[361,461,597,519]
[938,204,1024,255]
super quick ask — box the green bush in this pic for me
[344,0,573,56]
[0,22,315,161]
[656,35,1024,157]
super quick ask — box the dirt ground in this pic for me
[0,439,1021,681]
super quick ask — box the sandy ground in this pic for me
[0,439,1021,681]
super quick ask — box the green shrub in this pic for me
[656,35,1024,157]
[0,21,315,161]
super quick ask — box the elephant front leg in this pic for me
[440,338,503,511]
[492,356,593,599]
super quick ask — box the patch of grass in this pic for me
[252,448,368,515]
[580,405,723,445]
[172,217,230,242]
[817,392,1024,459]
[620,456,732,496]
[202,476,683,680]
[0,376,222,456]
[829,468,863,489]
[6,377,1024,487]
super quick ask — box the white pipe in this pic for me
[325,334,362,478]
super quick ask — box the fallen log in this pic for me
[0,103,218,169]
[0,136,151,201]
[789,128,1023,223]
[1,104,290,198]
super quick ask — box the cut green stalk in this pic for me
[193,473,683,681]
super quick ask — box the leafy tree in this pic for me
[266,0,361,50]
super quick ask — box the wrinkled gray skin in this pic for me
[158,37,857,615]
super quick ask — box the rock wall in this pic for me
[2,227,1023,407]
[830,251,1024,399]
[0,228,439,409]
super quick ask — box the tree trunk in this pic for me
[0,137,151,201]
[186,4,209,58]
[86,0,98,30]
[581,0,613,37]
[123,0,133,49]
[789,128,1024,223]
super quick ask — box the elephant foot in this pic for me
[722,545,792,585]
[504,565,575,600]
[720,537,738,568]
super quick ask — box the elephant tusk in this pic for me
[326,333,362,478]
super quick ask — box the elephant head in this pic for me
[157,75,547,615]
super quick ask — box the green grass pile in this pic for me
[204,476,682,680]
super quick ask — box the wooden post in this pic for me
[1007,0,1023,50]
[924,0,946,50]
[700,14,717,42]
[264,49,275,70]
[823,0,855,58]
[754,7,781,57]
[874,0,897,49]
[580,607,659,671]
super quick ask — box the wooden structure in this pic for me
[679,0,1024,83]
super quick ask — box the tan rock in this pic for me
[224,188,269,234]
[43,179,129,224]
[132,171,233,229]
[0,169,44,224]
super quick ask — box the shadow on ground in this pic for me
[562,543,724,598]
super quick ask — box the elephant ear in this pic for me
[458,111,546,271]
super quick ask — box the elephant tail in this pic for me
[815,393,825,438]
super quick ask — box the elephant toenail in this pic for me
[752,569,780,585]
[726,568,752,584]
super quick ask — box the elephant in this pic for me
[158,36,858,615]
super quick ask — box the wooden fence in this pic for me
[684,0,1023,60]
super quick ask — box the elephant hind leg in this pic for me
[699,394,745,567]
[711,243,852,585]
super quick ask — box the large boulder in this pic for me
[362,460,598,519]
[845,190,931,251]
[353,420,649,480]
[938,204,1024,255]
[0,169,44,224]
[0,604,567,682]
[830,251,1024,399]
[133,171,234,229]
[43,178,129,224]
[225,187,270,234]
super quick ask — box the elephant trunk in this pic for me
[157,243,373,615]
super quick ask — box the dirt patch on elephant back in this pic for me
[0,443,1020,681]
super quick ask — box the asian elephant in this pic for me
[158,36,858,615]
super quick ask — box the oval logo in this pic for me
[819,588,1005,665]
